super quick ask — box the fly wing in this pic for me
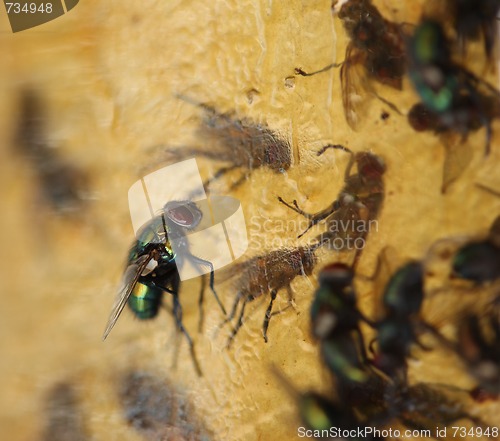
[440,133,473,193]
[102,253,153,340]
[370,246,400,320]
[341,44,371,131]
[213,252,265,286]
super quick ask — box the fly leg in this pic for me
[275,286,298,313]
[317,143,355,181]
[278,144,351,238]
[262,289,278,343]
[371,91,403,116]
[214,291,242,338]
[188,254,227,316]
[203,164,238,191]
[226,295,250,348]
[158,273,202,376]
[284,284,297,312]
[278,196,341,238]
[172,291,202,376]
[294,62,343,77]
[316,144,352,156]
[198,273,206,332]
[228,170,250,191]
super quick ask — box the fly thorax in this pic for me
[422,65,445,91]
[314,310,337,339]
[340,193,356,206]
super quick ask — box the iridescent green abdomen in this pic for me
[128,282,164,320]
[125,215,176,319]
[409,21,458,113]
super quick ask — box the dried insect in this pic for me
[15,89,89,215]
[103,200,226,376]
[278,145,385,266]
[296,0,407,129]
[159,97,291,190]
[220,245,317,346]
[119,371,213,440]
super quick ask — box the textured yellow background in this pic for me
[1,1,499,440]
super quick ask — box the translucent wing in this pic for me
[440,133,473,193]
[102,253,154,340]
[341,43,371,131]
[370,246,400,320]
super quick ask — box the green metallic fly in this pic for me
[102,200,227,374]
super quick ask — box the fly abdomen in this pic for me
[128,282,163,320]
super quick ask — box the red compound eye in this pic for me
[168,206,194,225]
[358,154,386,178]
[408,103,435,132]
[320,263,353,284]
[165,201,202,228]
[322,262,350,273]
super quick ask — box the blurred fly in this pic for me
[310,263,386,412]
[157,97,291,191]
[15,89,89,215]
[369,257,430,383]
[103,200,226,375]
[442,0,500,64]
[407,20,500,191]
[452,214,500,283]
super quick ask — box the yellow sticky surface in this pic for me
[0,1,499,440]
